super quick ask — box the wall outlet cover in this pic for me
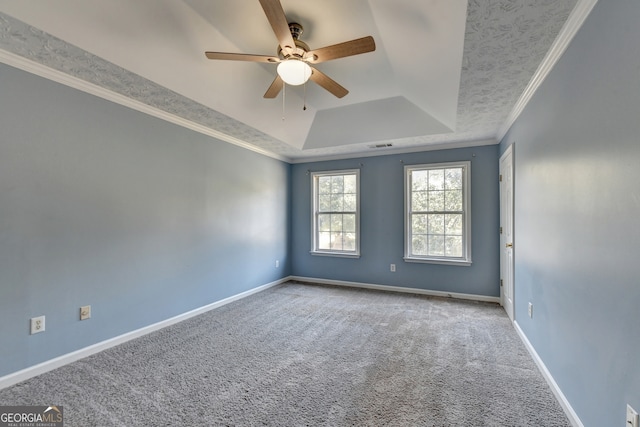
[80,305,91,320]
[627,404,639,427]
[30,316,45,334]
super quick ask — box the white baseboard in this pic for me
[290,276,501,303]
[0,277,288,390]
[513,321,583,427]
[0,276,501,390]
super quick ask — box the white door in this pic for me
[500,145,515,321]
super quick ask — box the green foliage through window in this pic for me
[312,170,360,256]
[405,162,471,264]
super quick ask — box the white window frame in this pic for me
[311,169,360,258]
[404,161,472,266]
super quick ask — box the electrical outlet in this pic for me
[528,302,533,318]
[275,260,279,268]
[30,316,45,334]
[80,305,91,320]
[627,404,639,427]
[390,264,396,272]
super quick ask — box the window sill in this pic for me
[311,251,361,259]
[403,256,472,267]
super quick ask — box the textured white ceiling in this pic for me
[0,0,583,162]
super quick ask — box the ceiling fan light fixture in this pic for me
[277,58,312,86]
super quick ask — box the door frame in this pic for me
[499,144,515,321]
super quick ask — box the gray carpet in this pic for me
[0,282,570,426]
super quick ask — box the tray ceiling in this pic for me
[0,0,590,162]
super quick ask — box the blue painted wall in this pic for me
[499,0,640,425]
[0,64,290,377]
[291,146,500,297]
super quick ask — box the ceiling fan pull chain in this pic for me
[303,80,307,111]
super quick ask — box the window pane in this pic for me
[331,214,343,231]
[318,214,331,232]
[445,214,463,235]
[428,235,445,256]
[412,171,429,191]
[444,190,463,211]
[412,214,427,234]
[428,214,445,234]
[412,235,428,255]
[318,232,332,250]
[428,191,445,211]
[445,168,462,190]
[344,194,356,211]
[331,176,344,193]
[343,214,356,232]
[412,191,428,211]
[343,233,356,251]
[344,174,357,194]
[445,236,463,257]
[330,195,344,211]
[319,195,331,212]
[428,169,445,190]
[318,176,331,194]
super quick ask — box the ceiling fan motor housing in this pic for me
[288,22,303,40]
[278,39,310,60]
[276,23,309,60]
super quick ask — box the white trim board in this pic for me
[513,321,584,427]
[290,276,501,303]
[0,49,290,164]
[0,278,288,390]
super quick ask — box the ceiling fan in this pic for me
[205,0,376,99]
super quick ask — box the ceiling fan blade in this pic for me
[258,0,296,51]
[309,67,348,98]
[264,75,284,98]
[205,52,279,63]
[307,36,376,64]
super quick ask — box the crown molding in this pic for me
[497,0,599,141]
[289,138,498,164]
[0,49,291,163]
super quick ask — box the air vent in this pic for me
[369,143,393,149]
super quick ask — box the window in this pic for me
[404,162,471,265]
[311,170,360,257]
